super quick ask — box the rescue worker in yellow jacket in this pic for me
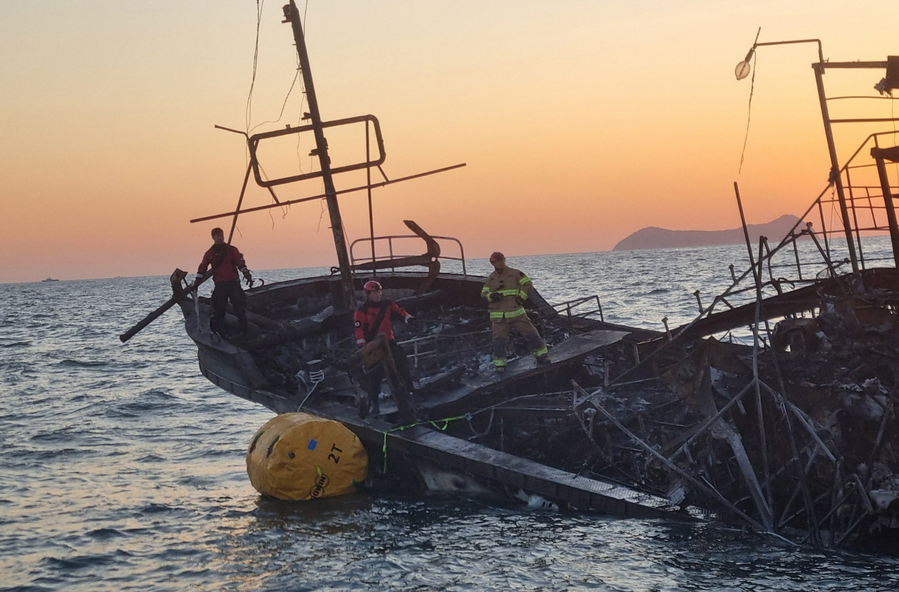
[481,252,550,372]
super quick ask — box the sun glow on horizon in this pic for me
[2,1,897,283]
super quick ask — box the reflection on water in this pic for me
[1,242,898,591]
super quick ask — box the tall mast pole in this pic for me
[812,61,860,274]
[283,1,357,311]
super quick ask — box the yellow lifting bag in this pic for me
[246,412,368,500]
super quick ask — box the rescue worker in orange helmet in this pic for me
[481,252,550,373]
[353,280,415,416]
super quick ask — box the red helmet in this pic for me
[489,251,505,263]
[363,280,382,292]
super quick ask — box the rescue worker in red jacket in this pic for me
[353,280,415,416]
[198,227,253,335]
[481,252,550,372]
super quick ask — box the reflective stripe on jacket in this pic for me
[482,266,534,321]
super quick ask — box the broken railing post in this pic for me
[754,384,838,463]
[832,475,874,547]
[791,235,804,281]
[805,224,840,279]
[777,445,822,529]
[734,182,760,288]
[757,378,824,547]
[572,381,769,534]
[669,379,755,462]
[750,237,774,517]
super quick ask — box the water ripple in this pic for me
[3,247,899,591]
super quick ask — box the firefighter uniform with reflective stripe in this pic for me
[481,266,548,369]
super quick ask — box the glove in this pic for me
[489,292,502,302]
[242,268,253,287]
[405,314,413,324]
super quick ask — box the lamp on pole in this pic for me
[735,32,860,273]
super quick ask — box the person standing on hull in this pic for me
[481,252,550,373]
[354,280,415,418]
[197,227,253,335]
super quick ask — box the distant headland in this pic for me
[612,215,800,251]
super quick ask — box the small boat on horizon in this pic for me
[41,277,59,282]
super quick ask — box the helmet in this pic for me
[363,280,383,292]
[489,251,505,263]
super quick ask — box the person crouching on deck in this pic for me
[198,227,253,335]
[354,280,415,416]
[481,252,550,373]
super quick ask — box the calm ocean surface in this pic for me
[3,241,899,591]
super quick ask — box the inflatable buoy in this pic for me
[246,412,368,500]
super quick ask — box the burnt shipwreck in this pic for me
[121,9,899,551]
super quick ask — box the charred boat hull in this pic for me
[174,268,697,519]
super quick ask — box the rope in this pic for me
[381,414,470,473]
[466,408,495,439]
[378,389,579,472]
[738,52,758,175]
[246,0,265,133]
[245,1,308,137]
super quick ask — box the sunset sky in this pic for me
[2,1,897,283]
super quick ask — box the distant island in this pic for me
[612,215,801,251]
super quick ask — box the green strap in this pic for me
[381,414,470,473]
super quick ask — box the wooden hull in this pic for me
[177,269,694,519]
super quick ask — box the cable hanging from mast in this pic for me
[241,0,316,225]
[737,27,762,175]
[246,0,307,135]
[246,0,265,134]
[738,55,759,174]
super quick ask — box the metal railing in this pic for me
[349,234,469,276]
[551,295,605,331]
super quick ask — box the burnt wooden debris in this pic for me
[170,244,899,551]
[120,8,899,552]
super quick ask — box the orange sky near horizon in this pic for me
[1,1,897,283]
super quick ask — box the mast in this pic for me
[282,1,357,312]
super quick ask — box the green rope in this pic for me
[381,414,470,473]
[378,392,576,472]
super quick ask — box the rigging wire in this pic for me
[246,0,265,134]
[317,196,327,232]
[254,160,292,223]
[738,53,758,175]
[238,1,353,251]
[248,71,302,136]
[245,0,307,137]
[242,0,314,228]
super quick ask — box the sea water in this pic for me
[2,240,899,592]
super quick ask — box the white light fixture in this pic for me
[735,28,761,81]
